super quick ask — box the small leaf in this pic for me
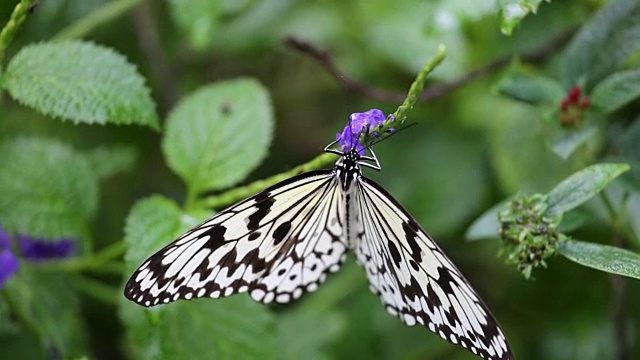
[547,163,630,215]
[0,138,98,239]
[84,145,138,180]
[591,69,640,114]
[465,201,508,241]
[168,0,221,50]
[498,0,548,36]
[560,0,640,89]
[1,41,159,129]
[120,195,277,359]
[163,78,273,193]
[549,125,598,160]
[497,70,565,105]
[558,240,640,280]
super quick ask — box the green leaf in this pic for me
[168,0,221,50]
[4,268,88,358]
[560,0,640,89]
[84,145,138,180]
[163,78,273,193]
[120,195,277,359]
[1,41,159,129]
[591,69,640,114]
[0,137,98,239]
[549,125,598,160]
[465,201,508,241]
[498,0,549,36]
[497,70,565,105]
[547,163,630,215]
[558,240,640,280]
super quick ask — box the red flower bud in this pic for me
[568,86,581,103]
[560,98,570,111]
[579,97,590,109]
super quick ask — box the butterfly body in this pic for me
[125,145,513,360]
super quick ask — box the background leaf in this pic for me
[560,0,640,89]
[163,78,273,194]
[558,240,640,280]
[120,195,277,359]
[498,0,549,35]
[547,163,630,215]
[83,145,138,180]
[0,137,97,240]
[591,69,640,114]
[496,70,565,105]
[1,41,159,129]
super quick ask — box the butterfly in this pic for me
[124,110,514,360]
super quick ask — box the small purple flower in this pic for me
[18,235,75,261]
[0,226,19,289]
[336,109,389,154]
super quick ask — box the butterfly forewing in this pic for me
[125,170,349,307]
[353,177,512,360]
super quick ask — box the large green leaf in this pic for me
[560,0,640,89]
[163,78,273,193]
[547,163,630,215]
[591,69,640,114]
[120,195,277,359]
[1,41,159,129]
[0,138,97,239]
[558,240,640,280]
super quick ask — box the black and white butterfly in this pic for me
[124,111,513,360]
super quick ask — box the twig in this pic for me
[131,0,179,114]
[285,30,574,103]
[0,0,37,64]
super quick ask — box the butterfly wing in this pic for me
[353,177,513,360]
[124,170,349,307]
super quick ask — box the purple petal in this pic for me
[0,226,10,250]
[18,235,75,261]
[0,249,19,289]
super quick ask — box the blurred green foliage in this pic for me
[0,0,639,359]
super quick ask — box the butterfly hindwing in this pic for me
[353,177,513,360]
[124,170,349,307]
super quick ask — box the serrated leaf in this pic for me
[1,41,159,129]
[163,78,273,193]
[591,69,640,114]
[558,240,640,280]
[120,195,277,360]
[84,145,138,180]
[498,0,548,36]
[497,71,565,105]
[0,138,97,240]
[560,0,640,89]
[547,163,630,215]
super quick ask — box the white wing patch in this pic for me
[124,170,348,307]
[353,178,513,360]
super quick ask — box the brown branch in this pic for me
[285,30,574,103]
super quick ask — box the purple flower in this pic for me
[336,109,389,154]
[0,227,19,289]
[18,235,75,261]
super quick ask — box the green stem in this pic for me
[0,0,36,64]
[33,241,126,273]
[53,0,141,40]
[599,191,639,245]
[198,45,447,210]
[72,275,120,304]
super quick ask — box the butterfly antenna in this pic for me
[363,122,418,152]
